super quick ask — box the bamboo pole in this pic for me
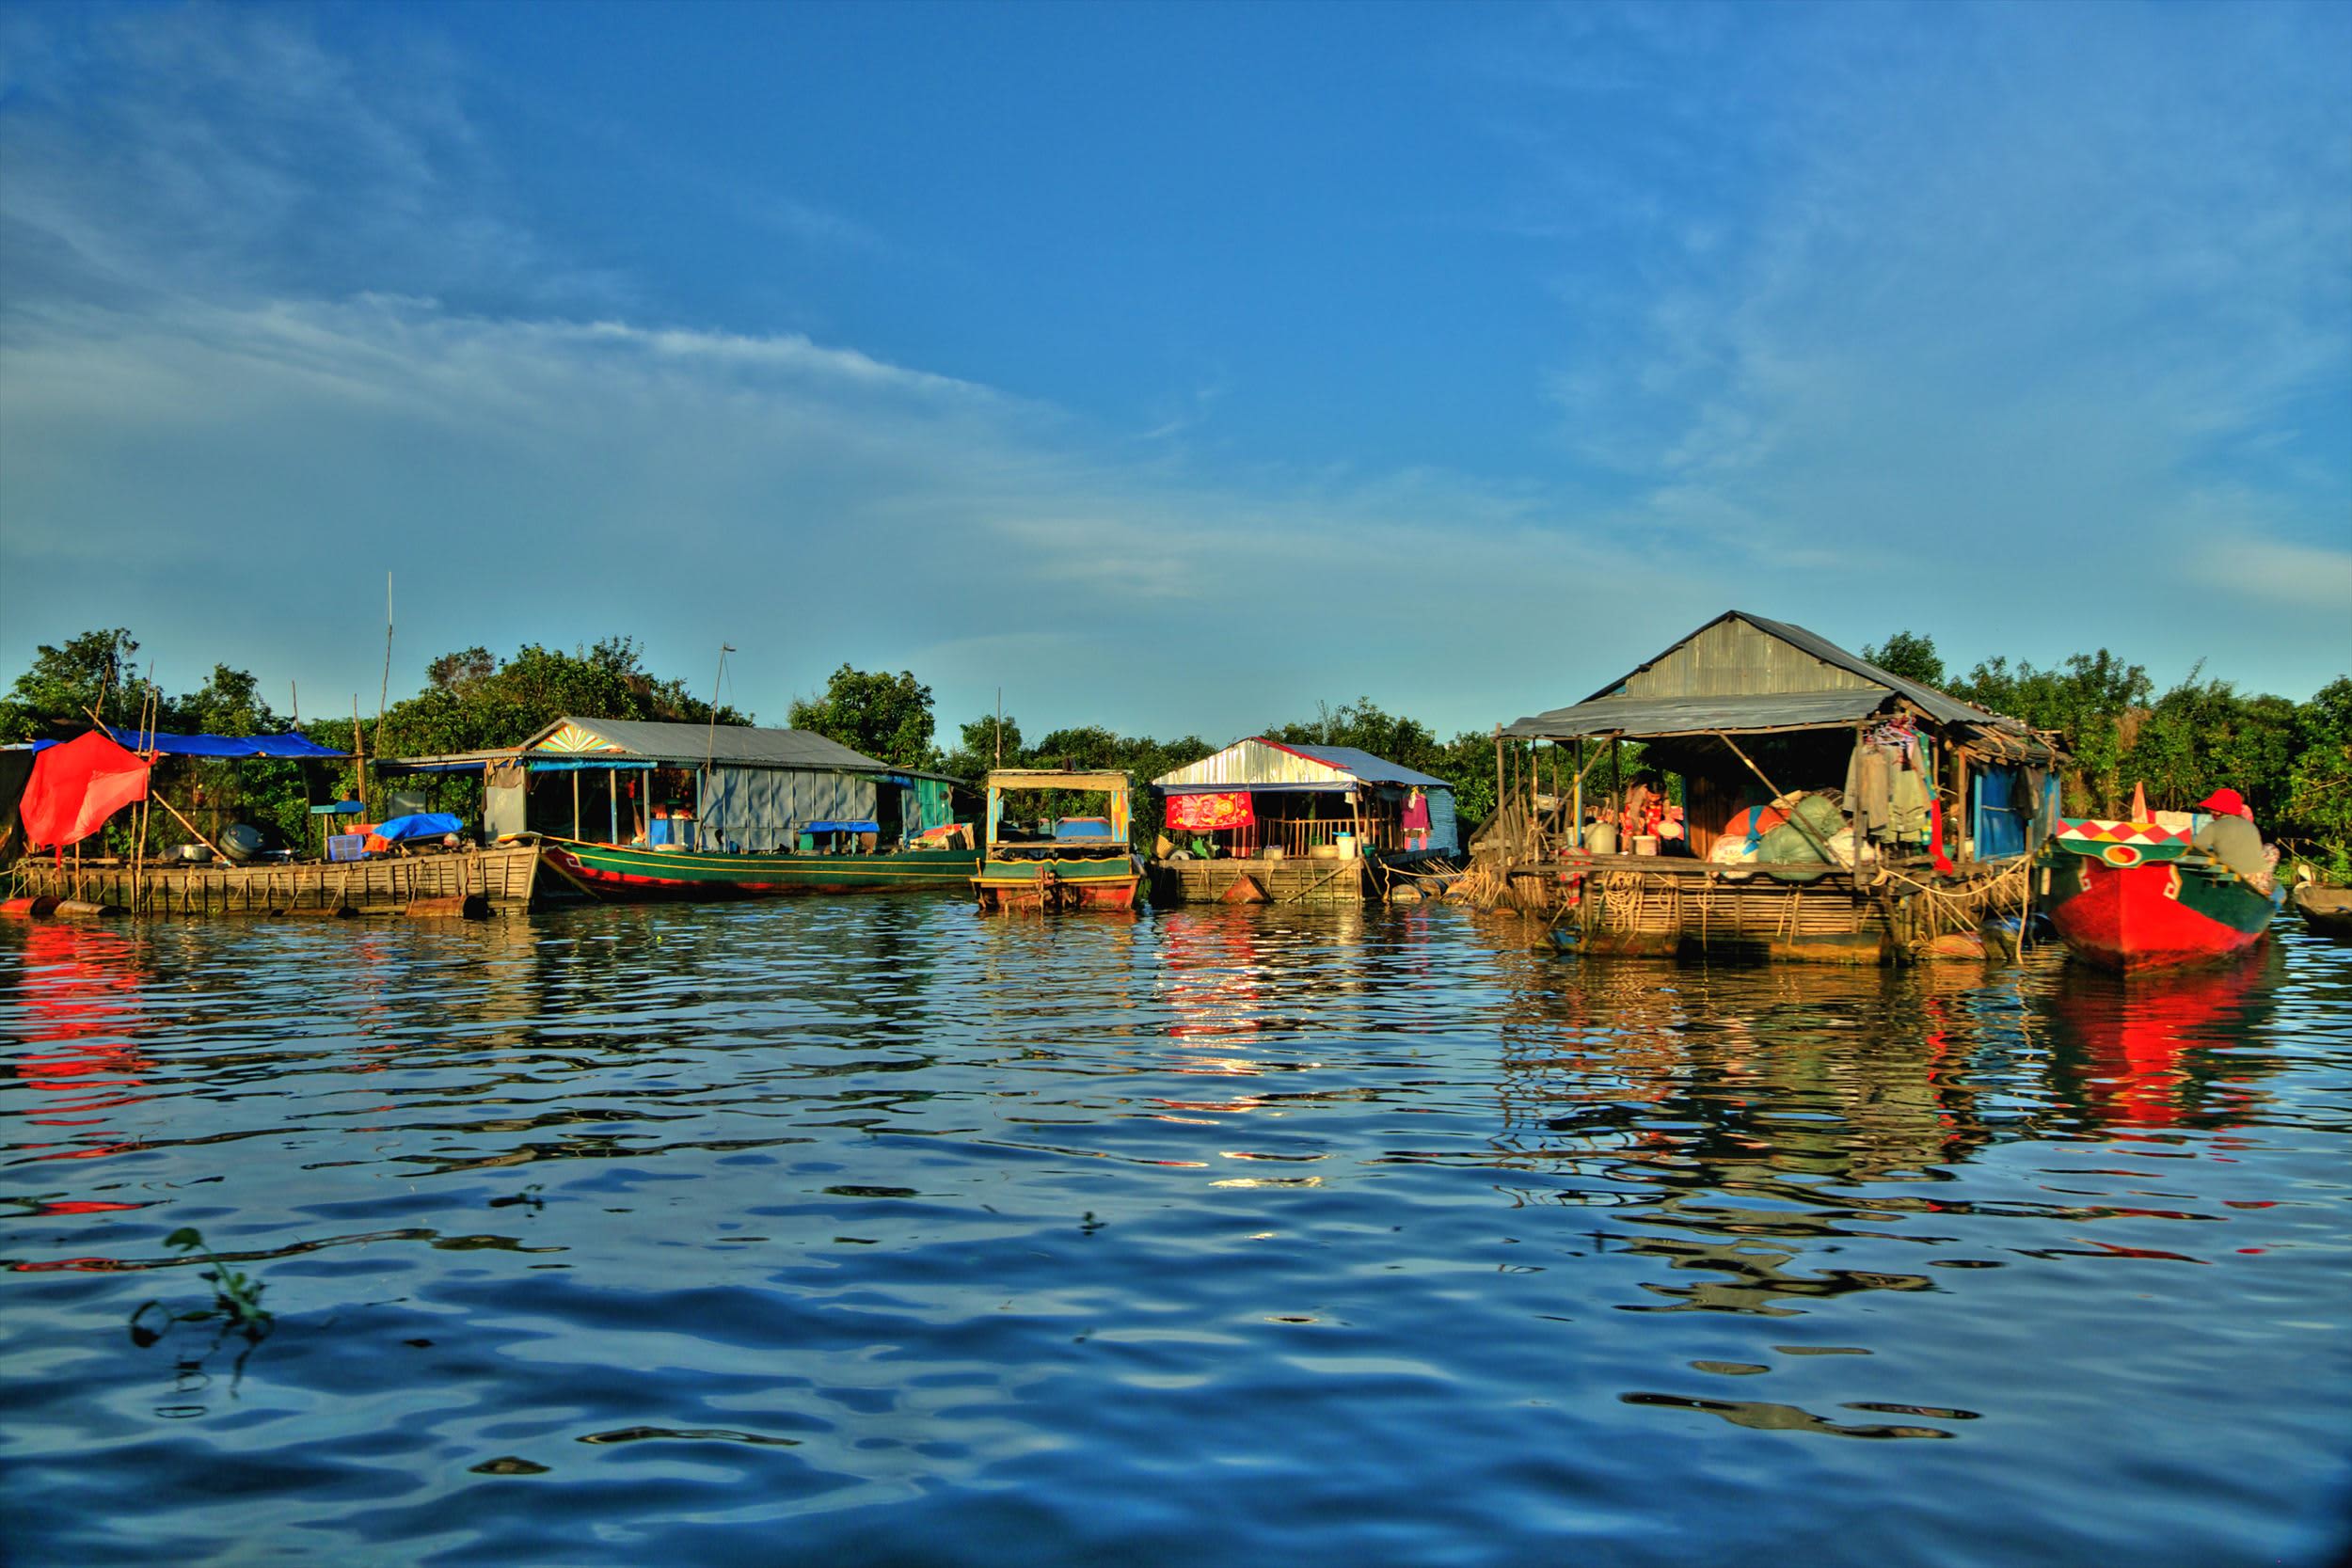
[352,697,367,816]
[148,791,227,860]
[1492,727,1503,839]
[1573,738,1583,849]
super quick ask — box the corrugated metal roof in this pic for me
[1152,737,1452,793]
[1283,744,1452,790]
[1531,610,2043,741]
[1502,689,1889,739]
[523,717,889,771]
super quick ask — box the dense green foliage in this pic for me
[5,626,2344,873]
[787,666,937,770]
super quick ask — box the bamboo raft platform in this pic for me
[1149,855,1372,906]
[1482,851,2031,964]
[4,843,541,919]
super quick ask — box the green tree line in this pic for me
[6,628,2345,874]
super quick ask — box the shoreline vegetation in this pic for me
[5,626,2347,879]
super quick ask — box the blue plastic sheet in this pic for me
[373,813,464,844]
[120,732,347,759]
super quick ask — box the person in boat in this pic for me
[2191,787,2274,889]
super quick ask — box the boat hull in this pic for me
[972,855,1142,913]
[2040,849,2273,972]
[542,839,978,901]
[2293,884,2352,941]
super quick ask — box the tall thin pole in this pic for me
[995,687,1004,769]
[374,573,393,761]
[702,644,734,851]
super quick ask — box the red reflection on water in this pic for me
[8,923,154,1164]
[2049,953,2268,1132]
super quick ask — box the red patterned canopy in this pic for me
[1165,791,1254,831]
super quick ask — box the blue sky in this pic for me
[2,0,2345,744]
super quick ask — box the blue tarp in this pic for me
[16,733,344,758]
[373,812,463,844]
[803,819,880,834]
[116,732,346,759]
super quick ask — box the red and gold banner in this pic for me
[1165,791,1254,831]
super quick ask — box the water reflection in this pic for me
[1,905,2345,1568]
[2041,947,2277,1131]
[8,923,155,1162]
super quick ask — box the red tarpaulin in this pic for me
[1166,791,1254,831]
[20,733,151,853]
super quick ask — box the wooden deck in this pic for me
[1498,852,2029,963]
[1149,855,1369,906]
[4,843,541,919]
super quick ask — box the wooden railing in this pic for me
[1195,817,1400,856]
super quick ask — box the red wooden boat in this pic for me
[2038,816,2274,972]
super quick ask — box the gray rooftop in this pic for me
[527,717,891,771]
[1282,744,1454,791]
[1502,689,1889,739]
[1506,611,2048,751]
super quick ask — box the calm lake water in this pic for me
[3,898,2347,1567]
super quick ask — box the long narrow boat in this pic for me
[2038,817,2274,972]
[971,769,1143,913]
[2292,881,2352,941]
[540,836,977,901]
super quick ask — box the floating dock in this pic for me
[4,843,541,918]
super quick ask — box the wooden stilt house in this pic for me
[1489,611,2062,961]
[1148,737,1458,905]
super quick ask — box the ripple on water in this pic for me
[4,904,2349,1567]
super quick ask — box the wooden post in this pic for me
[352,698,367,816]
[1492,727,1503,837]
[1572,738,1584,849]
[609,767,620,845]
[572,771,581,840]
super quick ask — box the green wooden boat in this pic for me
[972,769,1143,912]
[541,836,978,901]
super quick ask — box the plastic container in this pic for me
[1586,823,1619,855]
[1334,833,1357,859]
[1632,835,1660,857]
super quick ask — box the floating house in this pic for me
[1147,737,1458,905]
[3,728,542,917]
[393,717,961,856]
[1490,611,2061,961]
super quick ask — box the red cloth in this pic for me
[1166,791,1254,831]
[21,733,151,853]
[1400,789,1431,832]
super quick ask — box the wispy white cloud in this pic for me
[2,0,2343,745]
[1477,1,2351,684]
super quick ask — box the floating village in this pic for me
[5,611,2329,973]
